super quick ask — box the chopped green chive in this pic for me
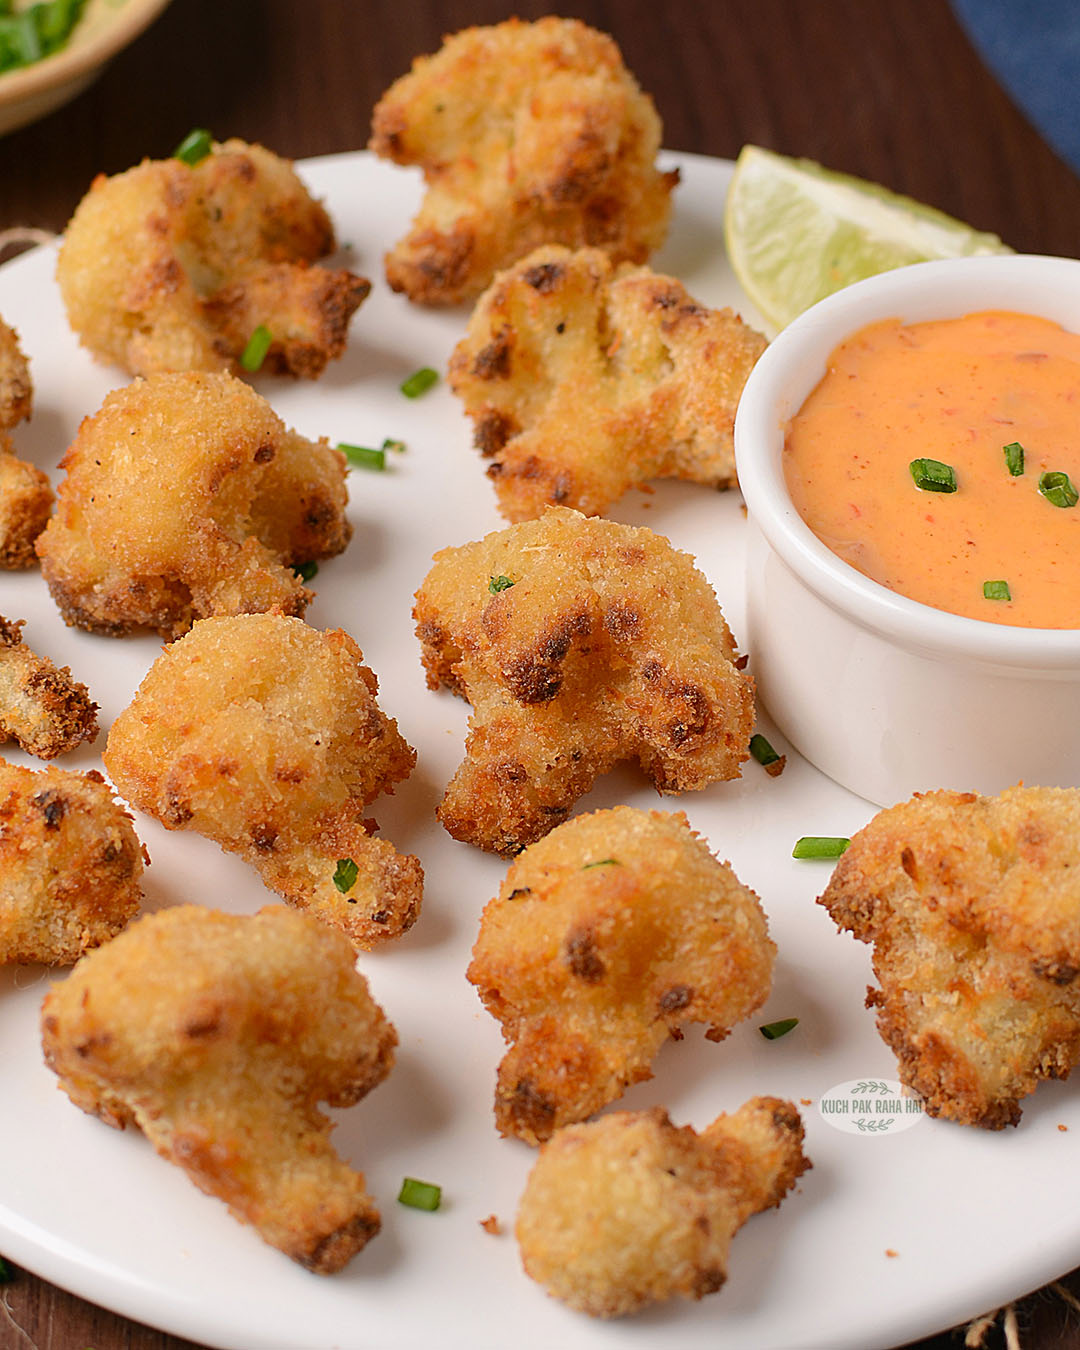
[982,579,1011,601]
[398,1177,441,1211]
[792,836,850,860]
[0,1255,14,1283]
[488,574,514,593]
[909,458,958,493]
[750,733,780,766]
[174,127,213,167]
[293,560,318,583]
[239,324,272,373]
[339,443,386,471]
[760,1017,799,1040]
[382,437,406,454]
[1002,441,1025,476]
[582,858,619,869]
[400,367,438,398]
[1039,470,1079,509]
[333,858,359,894]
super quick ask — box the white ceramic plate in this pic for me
[1,150,1077,1350]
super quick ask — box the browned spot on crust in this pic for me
[563,926,605,982]
[522,261,565,292]
[658,984,693,1014]
[603,600,641,641]
[503,612,592,703]
[900,847,918,881]
[475,409,517,458]
[33,789,66,829]
[506,1078,557,1135]
[471,330,512,380]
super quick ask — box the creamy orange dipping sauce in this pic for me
[784,310,1080,628]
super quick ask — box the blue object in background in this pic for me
[951,0,1080,174]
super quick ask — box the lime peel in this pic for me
[724,146,1011,331]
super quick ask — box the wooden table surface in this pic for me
[2,2,1080,1349]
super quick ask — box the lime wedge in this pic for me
[724,145,1011,331]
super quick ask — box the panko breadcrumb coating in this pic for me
[0,761,144,965]
[0,615,98,758]
[516,1097,810,1317]
[42,904,396,1272]
[57,138,369,379]
[36,371,350,639]
[105,614,422,949]
[370,17,677,305]
[414,507,754,854]
[450,245,767,519]
[0,317,51,569]
[468,807,775,1144]
[819,785,1080,1128]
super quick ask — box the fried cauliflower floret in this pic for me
[0,761,144,964]
[369,17,677,305]
[41,904,395,1271]
[414,507,753,854]
[450,246,767,520]
[516,1097,810,1317]
[0,615,98,758]
[57,138,369,379]
[0,318,51,569]
[105,614,422,949]
[468,807,775,1144]
[819,785,1080,1129]
[36,371,350,639]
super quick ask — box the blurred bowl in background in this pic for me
[0,0,171,136]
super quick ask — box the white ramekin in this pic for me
[733,254,1080,807]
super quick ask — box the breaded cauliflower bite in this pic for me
[105,614,422,949]
[41,904,396,1272]
[0,318,51,569]
[450,245,767,520]
[468,807,775,1144]
[414,507,754,854]
[36,371,350,639]
[820,785,1080,1128]
[0,761,144,965]
[0,615,98,758]
[57,138,369,378]
[370,17,677,305]
[516,1097,810,1317]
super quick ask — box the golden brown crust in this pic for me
[450,245,767,519]
[370,18,677,305]
[468,806,775,1143]
[819,785,1080,1128]
[0,615,98,757]
[41,904,395,1271]
[414,507,753,853]
[0,317,32,430]
[0,439,52,569]
[35,372,350,639]
[515,1097,810,1317]
[57,139,369,379]
[104,614,422,949]
[0,761,143,964]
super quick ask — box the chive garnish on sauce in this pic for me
[760,1017,799,1040]
[333,858,359,894]
[293,560,318,583]
[0,1255,14,1283]
[792,836,850,860]
[339,443,386,472]
[1003,441,1025,476]
[382,437,406,454]
[398,1177,442,1211]
[400,367,438,398]
[983,579,1011,601]
[239,324,272,372]
[909,458,958,493]
[488,574,514,594]
[1039,470,1079,509]
[582,858,619,869]
[174,127,213,167]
